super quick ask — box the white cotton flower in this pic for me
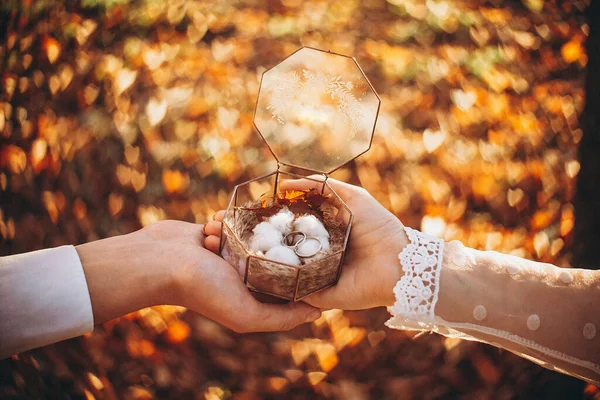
[268,207,294,234]
[249,222,282,252]
[265,245,300,266]
[321,236,330,251]
[293,215,330,240]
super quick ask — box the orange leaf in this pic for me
[278,189,307,202]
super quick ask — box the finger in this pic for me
[197,224,206,246]
[205,235,221,254]
[194,260,321,333]
[204,221,222,237]
[245,300,321,332]
[213,210,226,222]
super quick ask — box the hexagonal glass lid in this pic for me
[254,47,380,174]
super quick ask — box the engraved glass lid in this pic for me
[254,47,381,174]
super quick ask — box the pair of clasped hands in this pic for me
[78,178,408,333]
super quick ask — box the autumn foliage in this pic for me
[242,189,332,220]
[0,0,596,398]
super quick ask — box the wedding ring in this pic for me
[283,231,306,247]
[294,236,323,258]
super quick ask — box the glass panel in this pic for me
[233,172,277,208]
[254,47,380,174]
[323,180,353,250]
[274,170,327,193]
[296,251,343,300]
[246,256,299,300]
[221,221,249,278]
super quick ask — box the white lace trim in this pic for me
[390,227,444,328]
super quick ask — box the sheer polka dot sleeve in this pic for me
[386,227,600,385]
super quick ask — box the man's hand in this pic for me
[76,220,321,332]
[204,178,408,310]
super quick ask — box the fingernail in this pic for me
[306,310,321,322]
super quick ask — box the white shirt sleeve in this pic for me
[0,245,94,358]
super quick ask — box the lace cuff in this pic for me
[387,227,444,331]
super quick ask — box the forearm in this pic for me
[439,241,600,380]
[76,231,177,324]
[0,230,180,358]
[387,228,600,384]
[437,242,600,334]
[2,219,312,356]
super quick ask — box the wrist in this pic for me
[76,231,175,324]
[375,225,409,308]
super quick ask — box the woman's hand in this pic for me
[204,178,408,310]
[76,220,321,333]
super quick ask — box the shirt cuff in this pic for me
[0,245,94,358]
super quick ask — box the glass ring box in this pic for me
[219,47,380,302]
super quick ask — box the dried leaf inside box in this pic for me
[219,47,380,301]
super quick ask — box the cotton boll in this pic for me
[294,215,329,239]
[269,208,294,234]
[249,222,282,252]
[265,245,300,266]
[320,236,330,251]
[253,221,281,237]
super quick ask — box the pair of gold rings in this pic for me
[283,231,323,258]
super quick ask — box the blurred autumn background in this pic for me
[1,0,598,398]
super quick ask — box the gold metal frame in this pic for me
[219,46,378,302]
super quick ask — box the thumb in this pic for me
[248,300,321,332]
